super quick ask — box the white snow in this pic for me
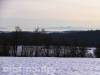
[0,57,100,75]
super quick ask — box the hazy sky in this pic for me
[0,0,100,31]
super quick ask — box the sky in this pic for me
[0,0,100,31]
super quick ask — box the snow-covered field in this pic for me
[0,57,100,75]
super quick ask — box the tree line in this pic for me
[0,30,100,57]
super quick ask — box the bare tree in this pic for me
[15,26,22,32]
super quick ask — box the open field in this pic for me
[0,57,100,75]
